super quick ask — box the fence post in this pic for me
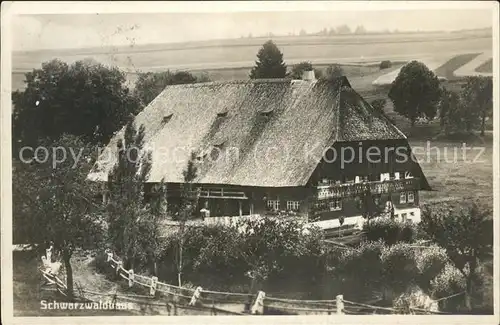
[116,261,123,275]
[336,294,344,315]
[189,286,203,306]
[128,269,134,288]
[150,276,158,296]
[251,291,265,315]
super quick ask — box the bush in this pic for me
[393,285,439,314]
[363,218,416,245]
[335,240,384,296]
[380,60,392,69]
[430,263,467,312]
[381,243,419,295]
[415,245,448,291]
[154,218,328,295]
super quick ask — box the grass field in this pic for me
[12,29,492,91]
[476,58,493,73]
[409,137,493,206]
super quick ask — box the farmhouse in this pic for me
[87,73,430,230]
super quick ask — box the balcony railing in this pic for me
[315,177,420,199]
[197,188,248,200]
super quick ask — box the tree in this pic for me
[249,40,287,79]
[106,119,164,273]
[354,25,367,34]
[12,134,104,299]
[12,59,140,148]
[460,76,493,136]
[175,153,199,286]
[322,64,344,81]
[134,70,210,107]
[388,61,441,127]
[290,61,314,79]
[370,98,387,113]
[438,87,462,134]
[336,24,352,34]
[420,201,493,311]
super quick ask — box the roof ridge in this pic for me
[160,76,354,89]
[161,78,296,89]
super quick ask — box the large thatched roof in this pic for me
[88,77,409,186]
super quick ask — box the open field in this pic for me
[454,51,494,77]
[409,138,493,206]
[12,30,492,92]
[372,51,492,85]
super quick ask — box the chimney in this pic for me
[302,70,315,81]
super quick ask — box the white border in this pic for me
[1,1,499,325]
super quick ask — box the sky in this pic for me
[12,9,494,51]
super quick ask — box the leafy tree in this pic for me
[322,64,344,81]
[12,134,104,299]
[249,40,287,79]
[238,217,325,290]
[290,61,313,79]
[388,61,441,127]
[290,61,323,80]
[106,120,164,274]
[460,76,493,136]
[354,25,367,34]
[12,59,140,148]
[380,243,419,296]
[370,98,387,113]
[336,24,352,34]
[134,71,210,107]
[437,87,478,135]
[420,201,492,310]
[380,60,392,70]
[174,153,199,286]
[335,240,384,297]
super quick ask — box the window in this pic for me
[318,188,333,199]
[394,172,400,180]
[260,109,273,117]
[162,113,173,124]
[287,201,300,211]
[267,200,280,211]
[410,212,415,217]
[401,213,408,222]
[400,192,407,204]
[407,191,415,203]
[329,199,342,211]
[380,173,390,181]
[404,171,413,179]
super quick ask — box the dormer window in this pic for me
[213,140,226,149]
[162,113,173,124]
[259,109,273,117]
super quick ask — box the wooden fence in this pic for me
[38,250,463,316]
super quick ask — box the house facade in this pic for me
[88,75,430,230]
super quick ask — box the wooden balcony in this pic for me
[315,177,420,200]
[197,188,248,200]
